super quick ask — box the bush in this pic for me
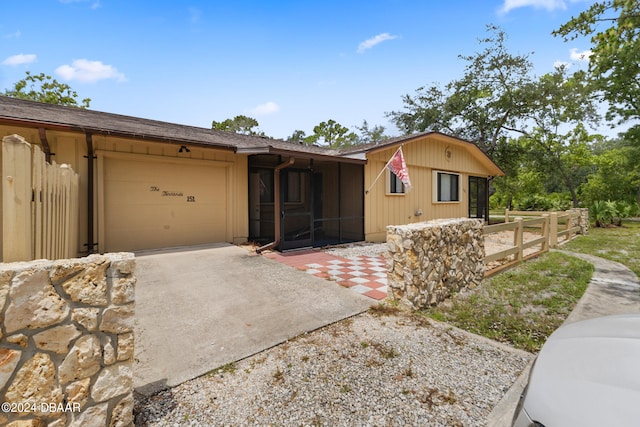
[591,200,639,227]
[513,193,571,211]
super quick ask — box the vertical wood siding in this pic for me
[364,135,495,242]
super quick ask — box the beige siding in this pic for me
[0,125,248,254]
[364,134,495,242]
[98,153,229,252]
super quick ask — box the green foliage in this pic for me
[554,0,640,127]
[591,200,639,227]
[579,138,640,206]
[304,119,358,148]
[287,120,386,147]
[3,71,91,108]
[514,193,572,211]
[517,66,600,207]
[286,129,307,144]
[387,25,533,157]
[591,200,615,227]
[212,115,266,136]
[354,120,388,144]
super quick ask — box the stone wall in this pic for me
[387,218,485,310]
[571,208,590,236]
[0,253,135,427]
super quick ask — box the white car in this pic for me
[512,314,640,427]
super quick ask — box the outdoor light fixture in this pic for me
[178,145,191,153]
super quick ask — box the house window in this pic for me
[434,171,460,202]
[387,171,406,194]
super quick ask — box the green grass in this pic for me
[423,251,593,353]
[563,220,640,278]
[414,220,639,353]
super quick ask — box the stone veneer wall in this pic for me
[0,253,135,427]
[571,208,590,236]
[387,218,485,310]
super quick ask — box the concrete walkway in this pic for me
[486,250,640,426]
[133,244,374,396]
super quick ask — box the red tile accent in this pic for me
[263,250,387,300]
[364,289,387,300]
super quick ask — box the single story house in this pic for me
[0,96,503,255]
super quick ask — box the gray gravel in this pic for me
[323,242,389,258]
[134,310,532,426]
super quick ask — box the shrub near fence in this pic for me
[1,134,79,263]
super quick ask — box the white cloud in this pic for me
[357,33,398,53]
[248,101,280,116]
[498,0,587,15]
[569,47,593,61]
[2,53,37,65]
[55,59,126,83]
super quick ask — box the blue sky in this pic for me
[1,0,596,139]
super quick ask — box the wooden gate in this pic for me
[1,134,79,262]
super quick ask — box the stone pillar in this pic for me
[571,208,589,236]
[386,218,485,310]
[0,253,135,427]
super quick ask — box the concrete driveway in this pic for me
[133,243,374,396]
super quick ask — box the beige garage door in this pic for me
[103,157,227,252]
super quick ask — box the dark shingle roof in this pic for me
[0,97,362,162]
[0,96,264,150]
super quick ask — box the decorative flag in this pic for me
[387,147,412,190]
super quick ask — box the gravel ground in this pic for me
[134,243,532,426]
[323,242,390,258]
[134,311,531,426]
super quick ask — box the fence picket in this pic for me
[32,145,45,259]
[1,134,79,262]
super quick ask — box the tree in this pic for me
[211,115,265,136]
[286,129,307,144]
[579,137,640,206]
[554,1,640,128]
[354,120,388,145]
[387,25,533,157]
[304,119,358,148]
[521,125,598,207]
[517,66,600,207]
[3,71,91,108]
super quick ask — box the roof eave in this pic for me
[0,116,239,152]
[267,147,367,164]
[350,131,505,177]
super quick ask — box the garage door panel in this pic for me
[103,157,228,252]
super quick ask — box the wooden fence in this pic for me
[484,209,583,276]
[1,134,79,262]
